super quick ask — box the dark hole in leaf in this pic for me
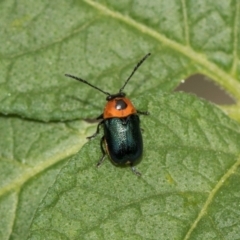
[175,74,235,105]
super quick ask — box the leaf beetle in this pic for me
[65,53,150,175]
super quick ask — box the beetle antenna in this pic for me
[65,74,111,96]
[119,53,151,93]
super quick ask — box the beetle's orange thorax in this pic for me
[103,97,137,119]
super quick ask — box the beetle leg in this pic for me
[131,165,141,176]
[97,136,107,167]
[96,113,103,120]
[137,110,149,115]
[87,120,104,139]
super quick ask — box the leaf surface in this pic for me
[0,0,240,239]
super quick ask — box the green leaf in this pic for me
[0,116,89,240]
[1,0,240,239]
[28,92,240,239]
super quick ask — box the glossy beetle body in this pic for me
[65,53,150,175]
[104,106,142,165]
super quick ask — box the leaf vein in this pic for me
[231,0,240,76]
[181,0,190,45]
[183,155,240,239]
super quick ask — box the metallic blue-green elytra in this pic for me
[104,115,142,165]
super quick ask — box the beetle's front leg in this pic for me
[87,120,104,140]
[137,110,149,115]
